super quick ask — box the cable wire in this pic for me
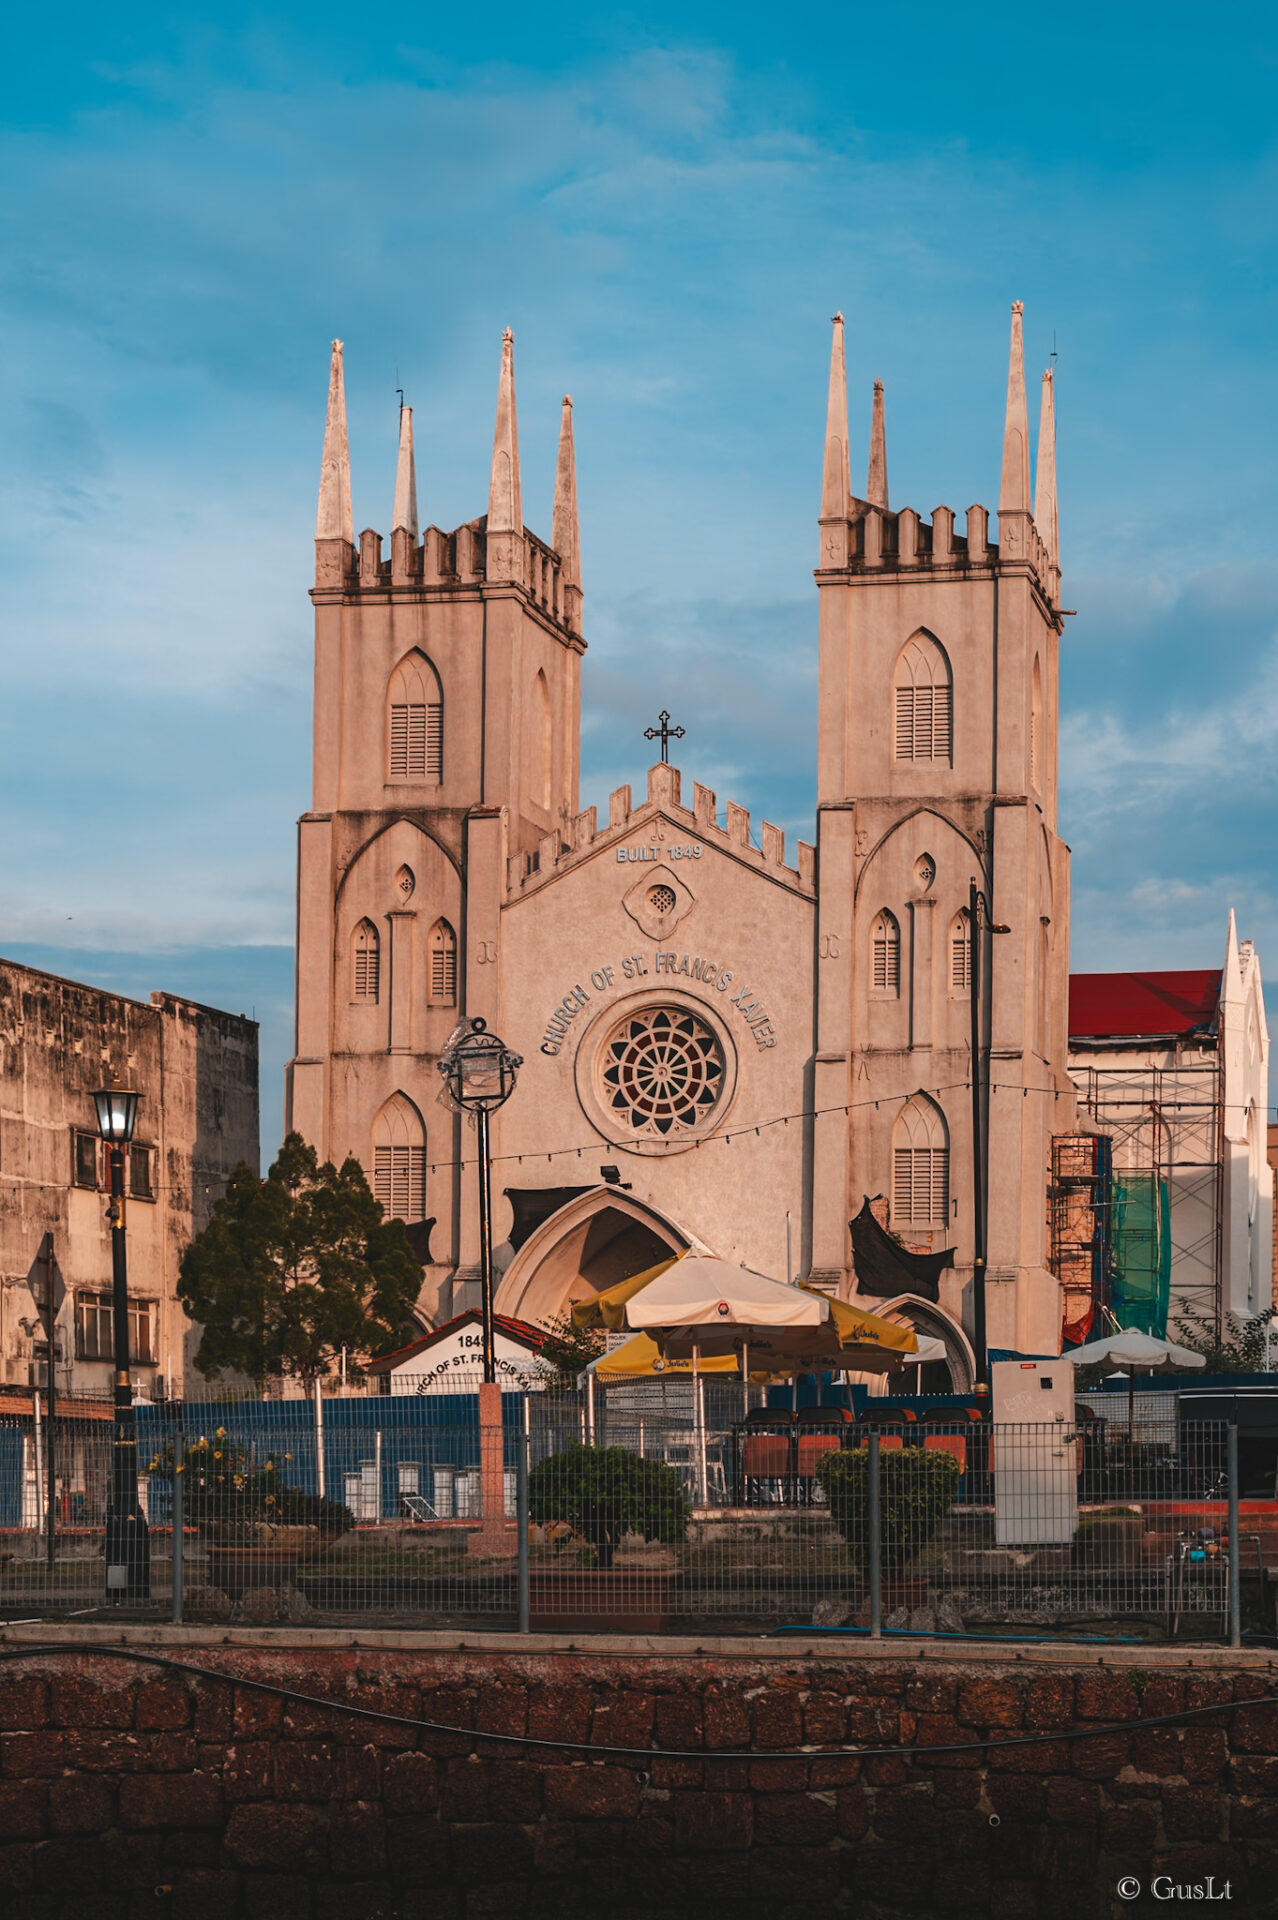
[0,1641,1272,1766]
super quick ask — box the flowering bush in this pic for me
[147,1429,353,1546]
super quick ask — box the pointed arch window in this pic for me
[372,1093,426,1224]
[871,910,901,995]
[428,918,457,1007]
[388,652,442,781]
[893,633,953,765]
[949,911,971,993]
[1030,654,1043,792]
[351,919,381,1002]
[891,1096,950,1227]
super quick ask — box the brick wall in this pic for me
[0,1632,1275,1918]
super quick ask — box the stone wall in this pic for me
[0,1629,1275,1918]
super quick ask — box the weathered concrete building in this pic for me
[0,961,258,1397]
[286,304,1082,1385]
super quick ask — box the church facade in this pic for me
[286,305,1076,1387]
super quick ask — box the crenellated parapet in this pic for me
[506,760,816,899]
[311,335,584,641]
[818,497,1057,602]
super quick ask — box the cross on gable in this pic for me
[644,710,685,763]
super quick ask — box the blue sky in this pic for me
[3,2,1277,1149]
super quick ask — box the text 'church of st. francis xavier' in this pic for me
[286,306,1077,1388]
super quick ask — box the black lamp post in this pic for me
[968,879,1011,1394]
[438,1019,522,1384]
[92,1081,150,1602]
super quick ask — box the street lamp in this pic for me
[438,1019,522,1384]
[92,1079,150,1601]
[968,880,1011,1395]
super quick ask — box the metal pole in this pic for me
[1227,1422,1241,1649]
[44,1232,56,1577]
[969,879,989,1392]
[32,1388,44,1537]
[477,1106,496,1385]
[516,1397,530,1634]
[104,1144,150,1601]
[694,1345,708,1506]
[374,1430,383,1524]
[171,1415,185,1627]
[868,1431,882,1639]
[313,1379,325,1498]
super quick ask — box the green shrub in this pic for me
[816,1445,960,1568]
[527,1444,689,1570]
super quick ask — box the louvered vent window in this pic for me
[389,702,442,779]
[374,1145,425,1223]
[894,684,952,762]
[429,921,457,1005]
[892,1147,949,1225]
[352,922,380,1002]
[871,912,900,994]
[950,914,971,992]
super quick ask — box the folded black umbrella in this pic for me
[850,1197,953,1303]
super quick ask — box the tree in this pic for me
[536,1311,607,1389]
[178,1133,422,1390]
[1172,1304,1278,1374]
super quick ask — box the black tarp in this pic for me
[849,1198,954,1303]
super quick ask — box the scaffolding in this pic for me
[1067,1059,1222,1340]
[1049,1132,1112,1345]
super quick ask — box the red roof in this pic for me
[1069,970,1221,1041]
[368,1309,547,1373]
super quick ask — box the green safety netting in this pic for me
[1110,1172,1171,1337]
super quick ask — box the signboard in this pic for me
[386,1323,549,1397]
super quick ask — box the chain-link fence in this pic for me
[0,1389,1251,1638]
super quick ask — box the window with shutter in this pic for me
[871,911,900,994]
[428,920,457,1005]
[387,652,443,781]
[890,1095,950,1226]
[352,920,380,1002]
[370,1092,427,1223]
[129,1146,154,1199]
[892,633,953,765]
[73,1131,99,1190]
[950,912,971,992]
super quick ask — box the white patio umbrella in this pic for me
[623,1257,919,1370]
[1066,1329,1206,1435]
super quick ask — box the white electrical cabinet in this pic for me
[991,1358,1078,1545]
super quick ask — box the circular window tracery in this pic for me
[647,883,677,916]
[599,1006,726,1138]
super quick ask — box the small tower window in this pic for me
[893,632,953,765]
[428,919,457,1006]
[352,919,380,1002]
[371,1092,427,1224]
[871,911,901,995]
[949,910,971,993]
[387,652,443,781]
[891,1095,950,1227]
[1030,654,1043,791]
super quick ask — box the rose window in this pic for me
[600,1007,725,1137]
[647,884,677,915]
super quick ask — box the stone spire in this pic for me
[552,394,582,631]
[997,302,1032,560]
[1033,366,1058,573]
[819,313,851,567]
[866,379,889,510]
[316,339,354,547]
[392,402,418,539]
[486,327,525,584]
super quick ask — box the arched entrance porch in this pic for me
[494,1187,711,1330]
[850,1295,976,1395]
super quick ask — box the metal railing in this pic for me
[0,1392,1251,1639]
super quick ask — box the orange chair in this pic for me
[743,1434,792,1479]
[923,1432,967,1474]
